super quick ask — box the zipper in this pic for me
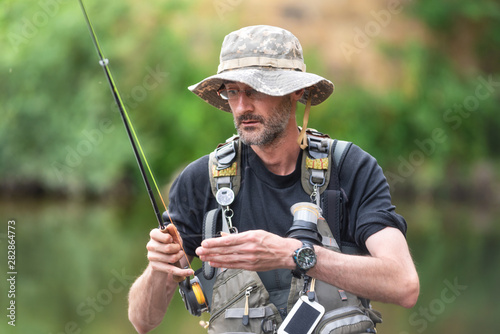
[210,284,258,323]
[242,285,255,326]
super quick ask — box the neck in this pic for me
[251,120,301,176]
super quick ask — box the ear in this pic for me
[292,89,305,102]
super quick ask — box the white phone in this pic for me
[277,296,325,334]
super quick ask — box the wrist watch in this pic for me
[291,242,317,278]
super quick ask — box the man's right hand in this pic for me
[146,225,194,279]
[129,224,193,334]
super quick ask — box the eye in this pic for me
[245,89,257,97]
[248,89,266,99]
[226,89,239,98]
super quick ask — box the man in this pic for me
[128,25,419,334]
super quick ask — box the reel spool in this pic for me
[179,275,208,317]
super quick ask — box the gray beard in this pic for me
[234,97,292,146]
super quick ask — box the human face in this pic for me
[225,83,293,146]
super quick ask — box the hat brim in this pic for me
[188,68,334,112]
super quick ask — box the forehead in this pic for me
[223,81,250,88]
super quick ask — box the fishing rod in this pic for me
[77,0,164,229]
[77,0,208,315]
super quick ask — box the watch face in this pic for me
[296,247,317,270]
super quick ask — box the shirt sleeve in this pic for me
[339,144,407,252]
[167,155,215,256]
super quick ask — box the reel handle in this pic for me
[161,224,186,283]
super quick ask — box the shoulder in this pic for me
[170,155,211,194]
[336,142,383,182]
[181,154,210,178]
[338,142,408,244]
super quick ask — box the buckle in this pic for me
[307,136,330,160]
[309,173,326,187]
[215,141,237,170]
[261,317,277,333]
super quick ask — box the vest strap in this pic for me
[224,306,275,319]
[202,208,221,280]
[300,129,333,196]
[209,138,242,197]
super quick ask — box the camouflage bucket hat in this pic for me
[188,25,334,112]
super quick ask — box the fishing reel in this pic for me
[159,212,210,317]
[178,271,210,317]
[285,202,323,246]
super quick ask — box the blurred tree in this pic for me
[1,0,499,200]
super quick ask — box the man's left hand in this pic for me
[195,229,301,271]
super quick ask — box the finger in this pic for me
[164,223,184,247]
[148,248,184,264]
[201,231,246,249]
[201,252,257,265]
[150,228,174,244]
[147,239,181,255]
[149,260,194,277]
[160,224,188,282]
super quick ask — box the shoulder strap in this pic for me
[202,208,221,280]
[208,136,241,198]
[325,140,367,255]
[333,140,350,170]
[300,130,334,196]
[300,129,352,197]
[327,139,351,191]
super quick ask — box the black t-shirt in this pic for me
[168,141,406,312]
[168,142,406,257]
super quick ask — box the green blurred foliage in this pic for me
[1,0,234,198]
[1,0,499,199]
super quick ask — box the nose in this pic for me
[229,91,254,114]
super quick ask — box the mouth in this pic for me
[237,114,263,129]
[238,113,264,125]
[241,119,260,126]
